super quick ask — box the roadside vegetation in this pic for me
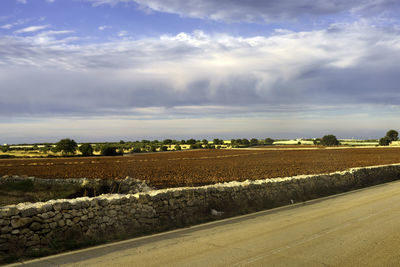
[0,180,81,206]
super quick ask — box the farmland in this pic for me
[1,147,400,189]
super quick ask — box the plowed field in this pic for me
[1,147,400,188]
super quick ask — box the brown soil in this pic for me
[1,147,400,188]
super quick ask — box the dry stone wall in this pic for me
[1,163,400,261]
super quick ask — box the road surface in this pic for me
[9,180,400,267]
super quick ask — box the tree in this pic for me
[379,130,399,146]
[79,143,94,156]
[175,144,181,151]
[160,145,168,151]
[313,139,321,145]
[321,135,339,146]
[187,139,196,145]
[264,138,274,145]
[379,137,390,146]
[241,138,250,147]
[0,145,9,153]
[190,144,200,149]
[56,138,77,155]
[250,138,258,146]
[132,147,141,153]
[202,139,208,145]
[385,130,398,142]
[163,139,172,145]
[101,145,121,156]
[213,138,220,145]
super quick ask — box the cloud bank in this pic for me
[1,21,400,119]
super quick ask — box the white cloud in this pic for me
[1,19,30,30]
[1,24,13,29]
[14,25,50,34]
[83,0,400,22]
[98,25,111,31]
[118,30,128,37]
[16,0,27,4]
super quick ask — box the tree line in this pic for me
[2,130,397,157]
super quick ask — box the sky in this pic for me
[1,0,400,143]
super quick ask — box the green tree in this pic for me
[264,138,274,145]
[101,145,121,156]
[79,143,94,156]
[56,138,78,155]
[385,130,398,142]
[250,138,259,146]
[379,137,390,146]
[379,130,399,146]
[321,135,339,146]
[132,147,141,153]
[190,144,200,149]
[241,138,250,147]
[187,139,196,145]
[175,144,181,151]
[0,145,9,153]
[163,139,172,145]
[160,145,168,151]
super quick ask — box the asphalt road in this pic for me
[9,180,400,267]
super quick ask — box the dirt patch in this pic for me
[1,147,400,188]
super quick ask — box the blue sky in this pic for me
[1,0,400,143]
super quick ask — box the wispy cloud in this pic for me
[83,0,400,22]
[1,24,14,29]
[14,25,50,34]
[1,19,30,30]
[118,30,128,36]
[85,0,132,7]
[98,25,111,31]
[16,0,27,4]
